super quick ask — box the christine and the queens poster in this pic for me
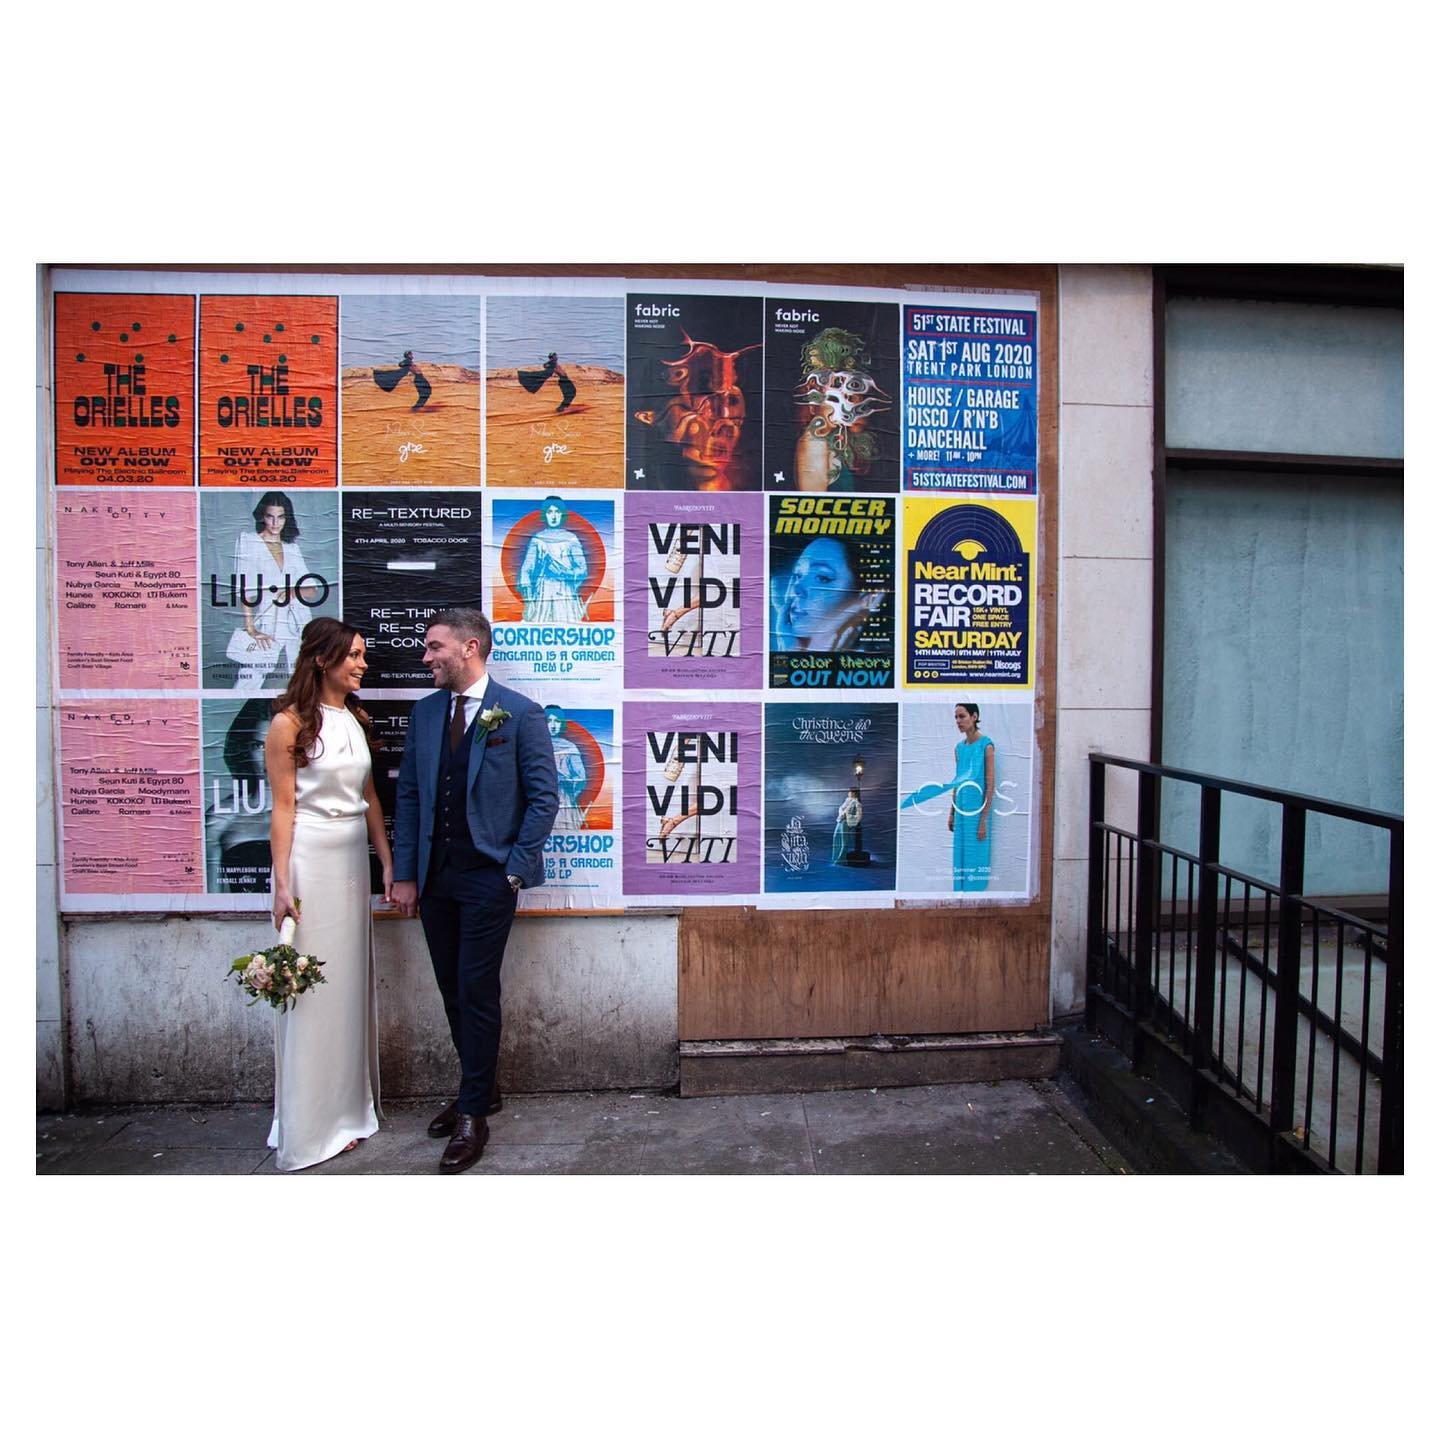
[48,275,1040,912]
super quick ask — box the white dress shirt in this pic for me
[449,673,490,733]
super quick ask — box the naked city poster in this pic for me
[624,491,763,690]
[764,296,900,492]
[485,296,625,488]
[340,295,481,485]
[53,293,195,486]
[768,494,895,690]
[198,295,338,487]
[625,293,764,491]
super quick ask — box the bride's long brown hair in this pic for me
[272,618,377,768]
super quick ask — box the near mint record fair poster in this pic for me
[53,293,195,486]
[769,495,895,691]
[200,489,341,691]
[897,699,1034,900]
[903,496,1035,688]
[198,295,338,486]
[624,491,763,690]
[341,491,484,688]
[487,494,620,687]
[485,296,625,488]
[56,490,198,691]
[764,297,899,492]
[622,701,761,899]
[625,294,764,491]
[902,303,1038,495]
[763,703,898,900]
[201,696,275,893]
[340,295,482,485]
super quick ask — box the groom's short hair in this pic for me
[430,607,492,660]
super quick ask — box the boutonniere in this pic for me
[477,705,511,734]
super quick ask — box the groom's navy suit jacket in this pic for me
[392,680,559,893]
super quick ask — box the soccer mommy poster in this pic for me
[340,295,482,485]
[485,296,625,488]
[768,495,895,690]
[763,703,898,898]
[624,491,763,690]
[49,273,1044,912]
[56,490,198,691]
[902,303,1038,494]
[764,296,900,492]
[198,295,338,487]
[53,293,195,486]
[903,497,1035,688]
[342,491,484,688]
[486,494,620,687]
[626,293,765,491]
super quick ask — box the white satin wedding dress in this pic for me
[268,704,382,1171]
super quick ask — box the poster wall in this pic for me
[49,273,1041,912]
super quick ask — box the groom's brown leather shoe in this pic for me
[428,1086,502,1138]
[439,1114,488,1174]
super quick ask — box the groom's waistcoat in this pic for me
[430,717,487,874]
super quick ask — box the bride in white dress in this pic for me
[264,617,394,1171]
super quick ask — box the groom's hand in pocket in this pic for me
[392,880,419,919]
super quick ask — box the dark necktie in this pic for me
[449,694,468,753]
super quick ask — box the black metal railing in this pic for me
[1086,755,1402,1175]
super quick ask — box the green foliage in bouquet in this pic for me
[227,941,327,1012]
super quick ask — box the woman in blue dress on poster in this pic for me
[947,703,995,892]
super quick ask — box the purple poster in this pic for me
[623,492,763,690]
[622,701,761,897]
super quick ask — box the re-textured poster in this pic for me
[624,492,763,690]
[903,497,1035,687]
[626,294,764,491]
[200,489,341,691]
[199,295,338,486]
[487,494,620,687]
[897,698,1034,900]
[359,698,414,894]
[201,696,275,893]
[53,293,195,486]
[768,494,895,691]
[622,701,760,898]
[56,490,198,690]
[341,295,481,485]
[902,303,1038,494]
[764,297,899,492]
[342,491,484,688]
[485,296,625,487]
[763,703,898,897]
[60,702,202,894]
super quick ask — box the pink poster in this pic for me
[60,702,203,894]
[56,491,199,689]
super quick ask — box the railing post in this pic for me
[1191,784,1221,1093]
[1085,757,1107,1028]
[1269,803,1307,1158]
[1134,770,1159,1029]
[1379,823,1404,1174]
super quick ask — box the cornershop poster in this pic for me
[56,490,198,690]
[903,496,1035,687]
[340,295,481,485]
[53,293,195,486]
[201,696,275,893]
[763,703,898,897]
[485,296,625,488]
[622,701,761,898]
[342,491,484,688]
[198,295,338,486]
[59,702,203,895]
[625,293,764,491]
[624,491,763,689]
[764,296,899,492]
[487,493,620,687]
[768,494,895,691]
[902,303,1038,494]
[896,698,1034,900]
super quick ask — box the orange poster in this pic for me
[53,294,195,486]
[199,295,338,486]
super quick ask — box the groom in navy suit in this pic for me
[392,607,558,1174]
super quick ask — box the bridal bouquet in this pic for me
[227,915,327,1012]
